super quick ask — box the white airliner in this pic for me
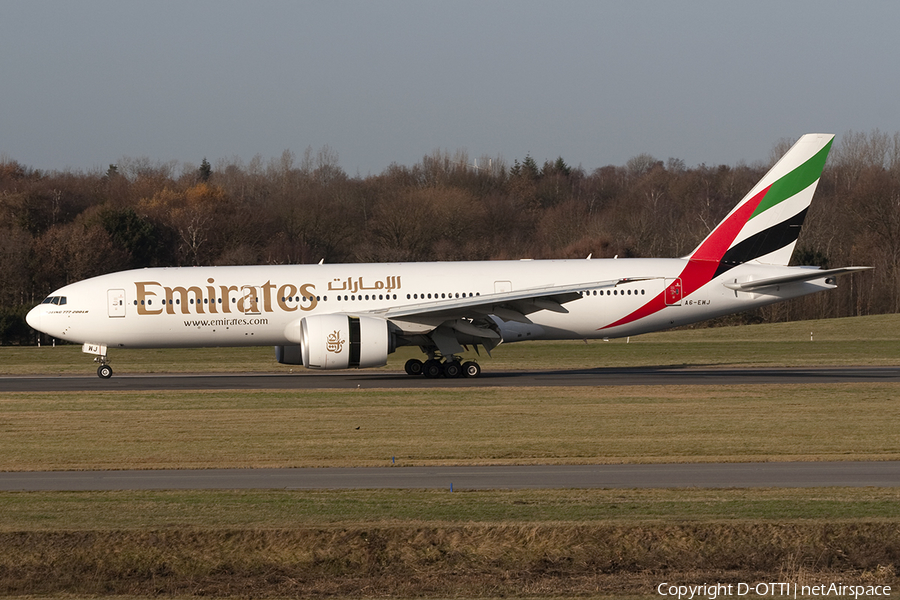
[27,134,869,378]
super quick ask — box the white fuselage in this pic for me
[26,258,833,351]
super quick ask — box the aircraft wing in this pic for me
[723,267,872,292]
[360,276,659,356]
[369,277,657,326]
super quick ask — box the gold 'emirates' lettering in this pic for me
[134,280,318,315]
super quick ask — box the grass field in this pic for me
[0,383,899,470]
[1,314,898,598]
[3,488,899,531]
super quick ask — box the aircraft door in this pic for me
[664,278,683,306]
[108,289,126,317]
[494,280,512,293]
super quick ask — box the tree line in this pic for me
[2,131,898,344]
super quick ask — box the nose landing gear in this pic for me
[83,343,113,379]
[95,355,113,379]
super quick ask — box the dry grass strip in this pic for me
[0,523,897,597]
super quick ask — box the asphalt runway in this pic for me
[2,462,899,492]
[3,365,900,392]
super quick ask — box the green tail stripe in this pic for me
[750,138,833,219]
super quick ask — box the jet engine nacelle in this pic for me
[284,314,393,370]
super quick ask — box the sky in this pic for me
[2,1,899,176]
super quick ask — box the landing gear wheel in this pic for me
[404,358,424,376]
[422,359,443,379]
[97,364,113,379]
[443,360,462,378]
[462,361,481,378]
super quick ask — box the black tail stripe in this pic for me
[713,208,808,279]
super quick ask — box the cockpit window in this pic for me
[41,296,67,305]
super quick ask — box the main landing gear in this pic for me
[404,356,481,379]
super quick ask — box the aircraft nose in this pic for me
[26,305,41,332]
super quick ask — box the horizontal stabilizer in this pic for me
[723,267,872,292]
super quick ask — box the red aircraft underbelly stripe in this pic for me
[600,185,770,330]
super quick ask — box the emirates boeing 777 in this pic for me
[26,134,869,378]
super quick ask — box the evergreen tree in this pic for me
[198,157,212,182]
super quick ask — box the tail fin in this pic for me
[688,133,834,276]
[601,134,835,331]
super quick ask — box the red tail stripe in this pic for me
[600,290,666,330]
[690,185,770,262]
[600,185,769,331]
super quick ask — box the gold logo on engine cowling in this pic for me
[326,330,345,354]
